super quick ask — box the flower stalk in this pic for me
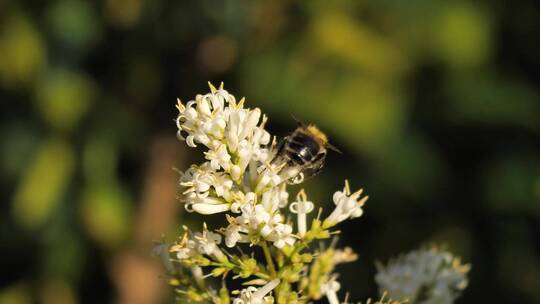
[261,241,277,278]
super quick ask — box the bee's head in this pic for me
[291,115,342,154]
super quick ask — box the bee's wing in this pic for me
[290,114,307,127]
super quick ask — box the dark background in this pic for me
[1,0,539,303]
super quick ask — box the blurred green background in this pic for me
[1,0,539,303]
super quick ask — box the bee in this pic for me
[271,123,340,183]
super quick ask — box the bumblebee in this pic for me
[271,123,339,183]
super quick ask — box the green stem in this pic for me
[261,241,277,278]
[209,260,272,281]
[289,243,307,258]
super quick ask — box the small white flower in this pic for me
[323,180,368,228]
[180,163,235,214]
[205,143,232,171]
[230,191,256,213]
[237,203,270,228]
[186,192,230,215]
[179,164,213,194]
[224,221,248,247]
[289,189,314,237]
[321,278,341,304]
[236,140,254,178]
[232,279,280,304]
[194,227,227,262]
[169,232,198,260]
[251,127,271,162]
[213,174,234,199]
[175,240,197,260]
[255,167,282,193]
[267,222,295,249]
[260,186,289,213]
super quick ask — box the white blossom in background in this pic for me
[375,247,471,304]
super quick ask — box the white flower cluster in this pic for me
[175,83,368,251]
[166,84,471,304]
[171,225,228,263]
[169,83,375,304]
[223,186,295,249]
[176,84,272,214]
[375,247,471,304]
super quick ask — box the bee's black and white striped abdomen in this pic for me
[273,128,327,178]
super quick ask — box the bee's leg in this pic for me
[301,159,325,179]
[288,172,305,185]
